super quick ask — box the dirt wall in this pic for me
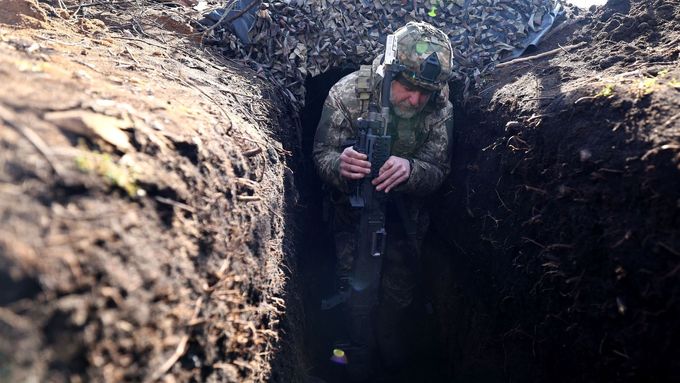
[0,3,304,381]
[429,1,680,381]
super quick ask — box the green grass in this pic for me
[75,149,144,197]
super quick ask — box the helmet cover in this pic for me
[392,21,454,91]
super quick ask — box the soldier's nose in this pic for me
[408,91,421,106]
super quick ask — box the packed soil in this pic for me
[428,0,680,381]
[0,1,305,382]
[1,0,679,383]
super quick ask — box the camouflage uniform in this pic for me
[314,23,453,378]
[313,57,453,308]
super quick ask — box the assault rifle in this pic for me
[321,34,402,310]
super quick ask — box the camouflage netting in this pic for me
[204,0,563,110]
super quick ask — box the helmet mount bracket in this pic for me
[420,52,441,84]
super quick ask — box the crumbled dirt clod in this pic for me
[0,0,48,28]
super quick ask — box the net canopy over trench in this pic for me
[202,0,563,109]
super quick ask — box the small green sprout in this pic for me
[595,84,615,98]
[637,77,658,96]
[75,150,143,197]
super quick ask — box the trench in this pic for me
[2,2,679,381]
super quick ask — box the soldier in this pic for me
[313,21,454,381]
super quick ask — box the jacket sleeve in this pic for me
[397,108,453,196]
[312,90,355,193]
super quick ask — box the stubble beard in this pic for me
[390,93,426,119]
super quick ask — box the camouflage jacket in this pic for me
[313,57,453,199]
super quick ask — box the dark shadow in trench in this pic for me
[297,67,354,383]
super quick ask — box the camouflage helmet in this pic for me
[392,21,453,91]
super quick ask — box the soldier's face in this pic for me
[390,79,432,119]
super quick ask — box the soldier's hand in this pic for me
[373,156,410,193]
[339,147,372,180]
